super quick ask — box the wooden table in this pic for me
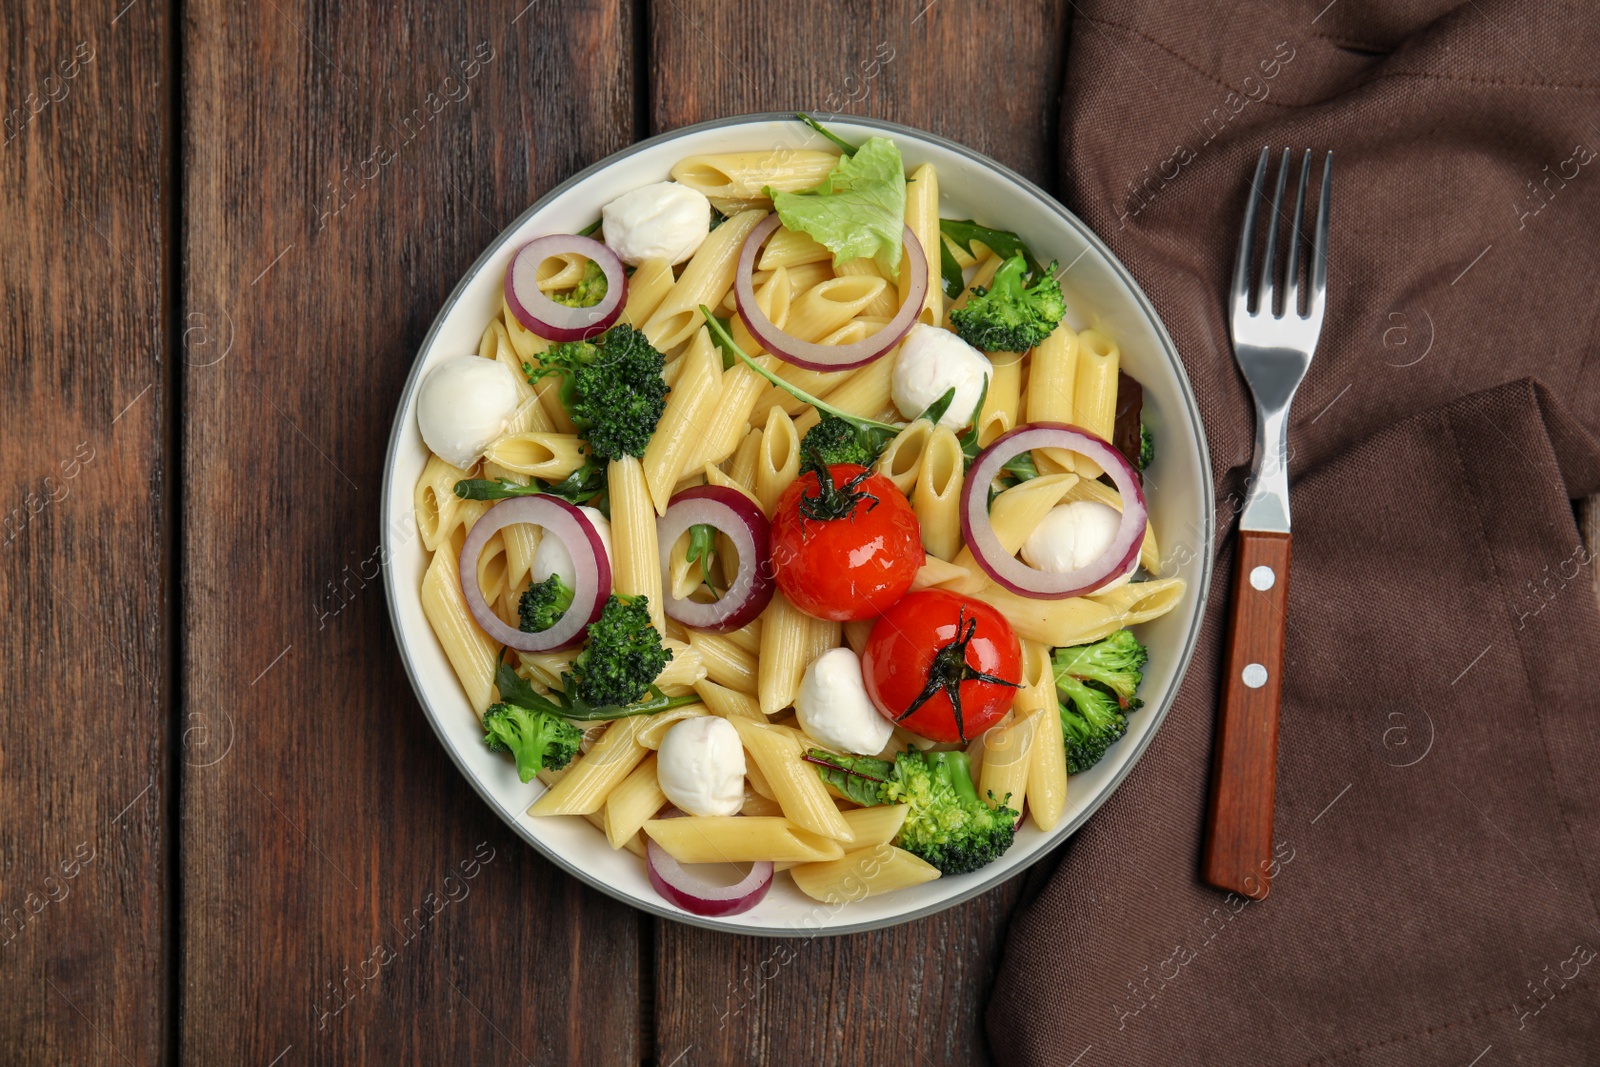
[0,1,1074,1062]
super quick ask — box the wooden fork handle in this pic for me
[1202,528,1291,899]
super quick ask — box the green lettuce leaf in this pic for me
[769,136,907,271]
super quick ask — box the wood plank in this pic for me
[178,2,642,1062]
[648,2,1067,1062]
[0,6,171,1064]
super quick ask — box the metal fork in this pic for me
[1202,147,1332,899]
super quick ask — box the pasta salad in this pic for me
[412,115,1186,916]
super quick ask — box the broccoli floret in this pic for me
[1139,423,1154,471]
[949,254,1066,353]
[482,702,582,782]
[807,748,1017,876]
[1056,678,1128,774]
[1053,629,1149,773]
[518,574,574,633]
[569,594,672,708]
[526,324,668,461]
[800,415,881,469]
[547,258,608,308]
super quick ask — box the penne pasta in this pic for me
[758,225,831,270]
[608,456,665,633]
[754,406,801,517]
[1026,322,1080,471]
[1069,328,1120,478]
[414,453,476,553]
[689,631,759,695]
[528,716,651,816]
[913,426,965,561]
[482,431,587,481]
[603,754,667,849]
[621,257,676,327]
[730,717,854,842]
[636,704,710,749]
[946,473,1079,591]
[1060,476,1163,573]
[643,815,846,865]
[876,418,934,495]
[904,162,942,325]
[671,149,841,200]
[977,353,1023,447]
[641,209,765,351]
[977,715,1035,815]
[643,326,723,514]
[972,577,1186,647]
[785,276,889,342]
[694,677,765,720]
[839,804,910,849]
[419,541,499,713]
[757,590,811,715]
[790,845,940,904]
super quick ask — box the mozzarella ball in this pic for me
[530,506,612,589]
[602,181,712,266]
[657,717,746,817]
[794,647,895,756]
[1019,499,1139,591]
[891,324,993,431]
[416,356,521,470]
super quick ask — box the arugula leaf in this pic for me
[684,523,720,595]
[939,219,1043,277]
[803,749,892,807]
[577,217,603,238]
[957,375,991,464]
[770,137,907,270]
[914,386,958,428]
[939,235,967,302]
[708,314,740,370]
[794,112,857,155]
[701,308,905,455]
[495,651,699,722]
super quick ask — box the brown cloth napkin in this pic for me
[987,2,1600,1063]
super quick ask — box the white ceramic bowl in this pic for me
[381,114,1214,935]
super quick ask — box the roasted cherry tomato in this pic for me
[770,462,923,622]
[861,590,1021,743]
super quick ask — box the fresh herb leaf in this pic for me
[494,651,699,722]
[684,523,720,594]
[578,218,603,238]
[939,235,967,302]
[914,386,958,428]
[709,206,728,231]
[957,375,991,464]
[701,308,906,456]
[794,112,857,155]
[709,314,740,370]
[939,219,1043,277]
[803,749,892,807]
[770,137,907,270]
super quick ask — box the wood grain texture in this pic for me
[1202,529,1291,899]
[0,4,171,1064]
[648,3,1066,1063]
[178,1,641,1062]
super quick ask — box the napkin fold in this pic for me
[988,2,1600,1062]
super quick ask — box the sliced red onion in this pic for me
[734,214,927,372]
[656,486,775,632]
[504,234,626,342]
[458,495,611,652]
[961,423,1148,600]
[646,835,774,917]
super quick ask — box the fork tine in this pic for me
[1231,147,1270,316]
[1309,151,1333,319]
[1283,149,1311,318]
[1258,148,1290,316]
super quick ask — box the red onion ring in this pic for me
[646,830,774,917]
[458,496,612,652]
[734,214,928,372]
[504,234,626,342]
[961,423,1148,600]
[656,486,775,632]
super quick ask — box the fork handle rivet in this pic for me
[1249,565,1276,591]
[1242,663,1269,688]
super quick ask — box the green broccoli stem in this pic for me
[700,307,905,445]
[559,687,702,721]
[927,750,981,805]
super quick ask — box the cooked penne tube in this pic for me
[603,754,667,849]
[785,276,889,342]
[977,353,1023,447]
[977,715,1035,814]
[642,816,846,865]
[694,677,765,720]
[654,640,707,688]
[840,804,910,848]
[689,631,759,694]
[914,426,965,561]
[1060,477,1163,573]
[641,208,765,352]
[1069,328,1120,478]
[482,431,587,481]
[755,406,800,516]
[972,577,1186,647]
[834,257,901,318]
[1026,322,1080,471]
[671,149,841,200]
[608,456,665,633]
[415,453,476,552]
[757,590,811,715]
[730,717,854,842]
[876,419,934,495]
[725,423,763,493]
[820,353,896,422]
[621,257,675,327]
[904,162,942,325]
[946,473,1079,591]
[419,541,499,713]
[790,845,940,904]
[643,326,723,514]
[1025,701,1068,830]
[636,703,710,748]
[758,225,831,270]
[528,717,651,816]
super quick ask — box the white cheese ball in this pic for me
[602,181,712,266]
[1019,499,1138,591]
[530,506,612,589]
[657,717,746,817]
[794,647,894,756]
[416,356,521,470]
[891,323,993,431]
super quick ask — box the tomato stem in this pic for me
[894,606,1019,742]
[796,451,880,523]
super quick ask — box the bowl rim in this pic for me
[380,111,1216,936]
